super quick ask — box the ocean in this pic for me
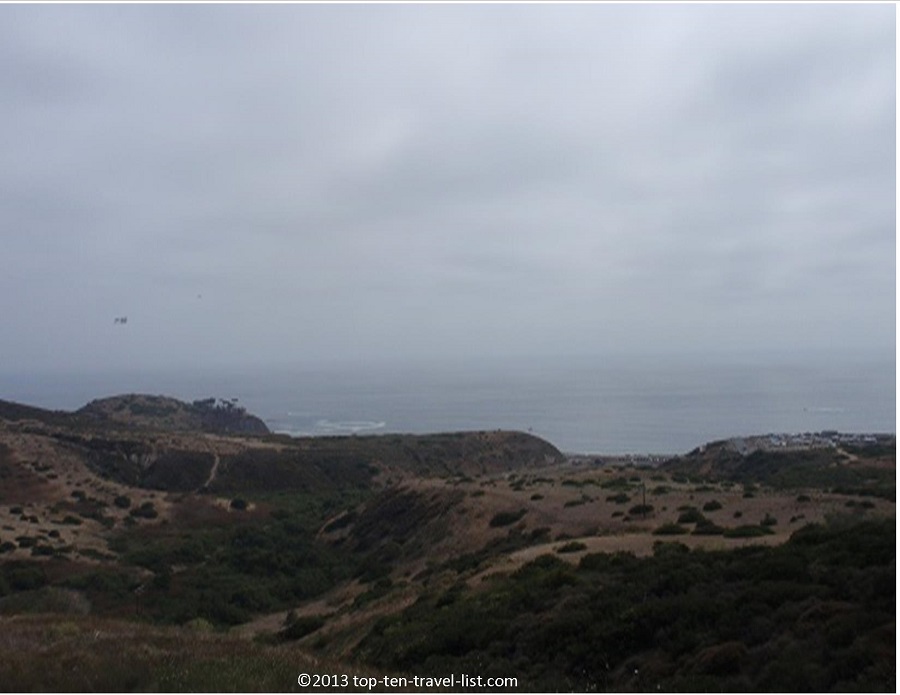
[1,352,894,455]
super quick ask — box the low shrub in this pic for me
[653,523,688,536]
[279,615,327,641]
[489,510,526,528]
[692,520,725,536]
[110,495,130,510]
[677,508,707,524]
[129,502,158,520]
[600,477,631,490]
[723,525,774,538]
[556,541,587,554]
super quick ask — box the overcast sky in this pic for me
[1,3,895,375]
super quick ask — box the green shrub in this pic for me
[489,509,526,528]
[112,495,131,509]
[600,477,631,490]
[279,615,326,641]
[677,508,707,524]
[653,523,688,536]
[528,527,551,543]
[723,525,774,538]
[703,500,723,512]
[3,562,48,592]
[129,502,158,519]
[692,520,725,535]
[556,541,587,554]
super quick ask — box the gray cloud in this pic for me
[0,3,893,372]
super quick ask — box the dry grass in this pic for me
[0,613,387,692]
[0,425,278,565]
[396,461,888,572]
[0,428,176,563]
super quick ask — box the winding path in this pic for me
[200,449,221,491]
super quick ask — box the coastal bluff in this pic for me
[76,394,270,435]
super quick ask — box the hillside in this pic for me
[0,395,893,691]
[76,394,270,435]
[663,434,895,499]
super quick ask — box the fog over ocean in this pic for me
[2,351,893,455]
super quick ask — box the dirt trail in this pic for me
[200,450,221,490]
[469,529,791,585]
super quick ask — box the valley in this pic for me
[0,395,893,692]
